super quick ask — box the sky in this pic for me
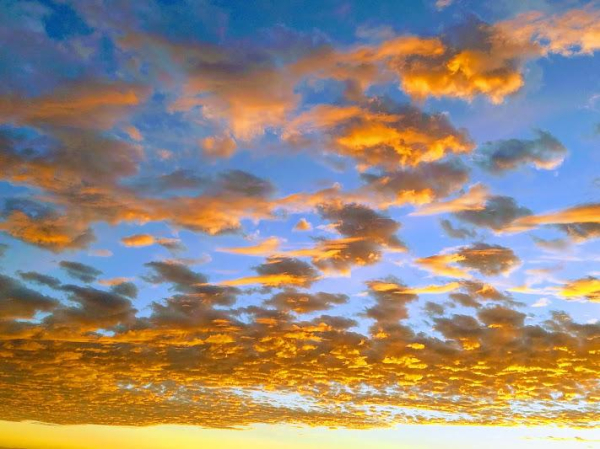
[0,0,599,448]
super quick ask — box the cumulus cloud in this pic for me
[221,257,319,288]
[416,243,520,278]
[285,99,473,169]
[454,195,531,231]
[559,277,599,302]
[0,274,58,319]
[477,130,567,173]
[293,218,312,231]
[265,289,348,313]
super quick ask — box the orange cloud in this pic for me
[0,81,148,130]
[218,237,282,256]
[410,183,489,216]
[559,277,600,302]
[503,203,600,233]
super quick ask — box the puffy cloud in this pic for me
[265,290,348,314]
[559,277,600,303]
[221,257,319,288]
[47,285,137,331]
[416,243,520,278]
[454,195,531,231]
[500,7,600,56]
[201,134,237,159]
[59,261,102,283]
[121,234,155,247]
[309,203,405,274]
[477,130,567,173]
[390,19,538,103]
[285,100,473,169]
[365,278,419,327]
[0,274,58,319]
[293,218,312,231]
[0,203,95,252]
[456,243,520,276]
[360,159,470,208]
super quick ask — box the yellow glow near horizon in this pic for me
[0,421,599,449]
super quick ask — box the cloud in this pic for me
[308,203,405,274]
[360,159,471,208]
[503,203,600,233]
[47,284,137,331]
[532,297,550,307]
[500,7,600,56]
[285,99,473,169]
[411,183,489,216]
[0,204,95,252]
[218,237,281,256]
[0,274,58,319]
[440,219,476,239]
[221,257,319,288]
[18,271,62,289]
[265,290,348,314]
[559,277,599,302]
[477,130,567,173]
[293,218,312,231]
[121,234,184,251]
[59,261,103,283]
[557,222,600,242]
[0,81,149,130]
[454,195,531,231]
[416,243,520,278]
[201,133,237,159]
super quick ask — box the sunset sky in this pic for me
[0,0,599,447]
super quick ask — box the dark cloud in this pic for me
[478,130,567,173]
[18,271,62,289]
[0,274,59,319]
[454,196,531,231]
[362,160,470,206]
[133,169,207,195]
[48,285,136,330]
[110,282,138,299]
[266,289,348,314]
[59,261,103,283]
[456,243,520,276]
[254,257,320,288]
[440,219,476,239]
[217,170,275,198]
[145,261,238,306]
[365,278,419,327]
[310,203,405,273]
